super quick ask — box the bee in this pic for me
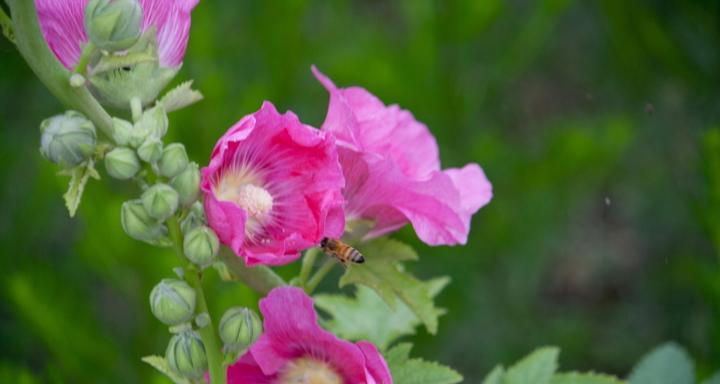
[320,237,365,265]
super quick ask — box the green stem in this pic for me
[6,0,113,138]
[298,247,319,288]
[219,248,286,295]
[168,217,226,384]
[305,258,336,294]
[73,41,94,75]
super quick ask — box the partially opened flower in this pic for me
[200,102,345,266]
[313,66,492,246]
[227,287,392,384]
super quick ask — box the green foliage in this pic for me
[385,343,463,384]
[339,238,446,334]
[628,343,694,384]
[60,159,100,217]
[160,81,204,113]
[550,373,626,384]
[141,356,191,384]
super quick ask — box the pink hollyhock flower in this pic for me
[200,102,345,266]
[312,66,492,246]
[227,287,392,384]
[35,0,198,69]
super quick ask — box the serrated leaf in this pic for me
[141,355,191,384]
[384,343,462,384]
[551,372,626,384]
[160,80,204,113]
[339,238,444,334]
[315,277,449,349]
[63,160,100,217]
[482,365,504,384]
[504,347,560,384]
[628,343,694,384]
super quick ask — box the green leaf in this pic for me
[551,372,626,384]
[385,343,463,384]
[628,343,694,384]
[315,277,449,349]
[62,160,100,217]
[504,347,560,384]
[482,365,505,384]
[339,238,446,334]
[141,355,191,384]
[702,371,720,384]
[160,80,204,113]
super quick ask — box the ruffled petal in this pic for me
[226,352,274,384]
[358,341,394,384]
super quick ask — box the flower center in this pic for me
[275,358,343,384]
[215,171,274,219]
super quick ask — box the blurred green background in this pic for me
[2,0,720,382]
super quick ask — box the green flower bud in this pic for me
[136,104,168,140]
[166,330,207,380]
[180,201,206,234]
[141,183,179,221]
[105,147,140,179]
[111,118,134,147]
[121,199,171,245]
[218,307,262,351]
[183,226,219,267]
[158,143,189,178]
[40,111,96,167]
[171,162,200,205]
[150,278,196,326]
[84,0,142,52]
[137,138,163,163]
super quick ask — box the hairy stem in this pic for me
[5,0,114,138]
[167,216,226,384]
[305,258,336,294]
[219,248,286,295]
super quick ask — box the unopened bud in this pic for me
[150,278,196,326]
[180,201,206,234]
[137,138,163,163]
[120,199,169,244]
[137,104,168,139]
[171,162,200,205]
[158,143,188,178]
[219,307,262,351]
[183,226,219,267]
[166,330,207,380]
[141,183,179,221]
[111,118,134,146]
[84,0,142,52]
[40,111,96,167]
[105,147,140,179]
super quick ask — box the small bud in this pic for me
[136,104,168,139]
[171,162,200,205]
[69,73,86,88]
[137,138,163,163]
[141,183,179,221]
[158,143,188,178]
[121,199,170,244]
[166,330,207,380]
[219,307,262,351]
[105,147,140,179]
[111,118,134,146]
[150,278,196,326]
[183,226,219,267]
[180,201,206,234]
[84,0,142,52]
[40,111,96,167]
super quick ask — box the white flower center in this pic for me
[275,358,343,384]
[235,184,274,217]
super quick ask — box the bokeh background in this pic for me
[2,0,720,382]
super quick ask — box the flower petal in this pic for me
[36,0,87,69]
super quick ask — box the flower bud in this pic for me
[84,0,142,52]
[40,111,96,167]
[171,162,200,205]
[137,138,163,163]
[141,183,179,221]
[158,143,189,178]
[111,118,134,147]
[166,330,207,380]
[183,226,219,267]
[218,307,262,351]
[180,202,206,234]
[121,199,171,245]
[150,278,196,326]
[136,104,168,140]
[105,147,140,179]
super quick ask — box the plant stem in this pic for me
[298,247,319,288]
[305,258,336,294]
[5,0,114,138]
[219,248,286,295]
[73,41,94,75]
[167,216,226,384]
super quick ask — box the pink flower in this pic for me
[35,0,198,69]
[313,67,492,246]
[227,287,392,384]
[200,102,345,266]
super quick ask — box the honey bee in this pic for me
[320,237,365,265]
